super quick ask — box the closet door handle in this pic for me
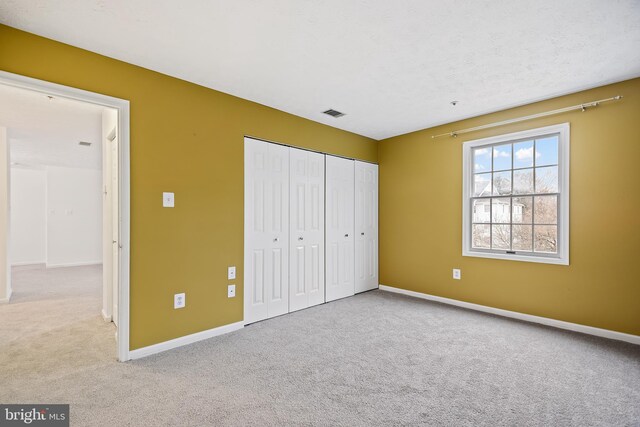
[361,232,365,236]
[273,237,279,242]
[298,237,304,241]
[344,234,349,238]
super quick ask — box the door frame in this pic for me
[0,70,131,362]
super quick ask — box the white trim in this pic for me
[462,122,570,265]
[379,285,640,345]
[101,309,112,322]
[0,71,132,362]
[45,261,102,268]
[0,287,12,304]
[11,261,46,267]
[129,321,244,360]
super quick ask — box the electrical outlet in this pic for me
[174,293,185,309]
[228,284,236,298]
[228,266,236,280]
[452,269,461,280]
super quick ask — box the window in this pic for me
[462,123,569,265]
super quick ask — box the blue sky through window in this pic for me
[492,144,511,171]
[535,136,558,166]
[474,148,491,172]
[474,134,558,174]
[513,140,534,168]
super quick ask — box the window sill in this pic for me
[462,249,569,265]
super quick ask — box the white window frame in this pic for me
[462,123,570,265]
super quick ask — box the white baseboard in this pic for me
[0,288,12,304]
[101,309,112,322]
[379,284,640,346]
[46,261,102,268]
[128,321,245,360]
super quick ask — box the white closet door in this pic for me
[244,138,289,324]
[355,161,379,293]
[289,148,325,312]
[325,155,355,302]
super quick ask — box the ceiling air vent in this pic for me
[323,109,345,118]
[78,141,92,147]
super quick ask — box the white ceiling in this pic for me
[0,84,105,170]
[1,0,639,140]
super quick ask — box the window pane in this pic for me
[513,168,533,194]
[512,197,532,223]
[493,144,512,171]
[473,173,491,196]
[474,147,491,172]
[472,199,490,223]
[534,195,557,224]
[492,225,511,250]
[513,140,534,168]
[535,136,558,166]
[512,225,533,251]
[492,198,511,223]
[535,166,558,193]
[472,224,491,249]
[534,225,557,253]
[492,171,511,195]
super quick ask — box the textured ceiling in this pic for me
[1,0,639,140]
[0,84,105,170]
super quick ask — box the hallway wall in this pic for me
[9,167,46,265]
[46,165,102,267]
[10,165,102,268]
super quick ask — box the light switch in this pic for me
[228,266,236,280]
[163,192,175,208]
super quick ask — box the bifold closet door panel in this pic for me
[289,148,325,312]
[355,161,379,293]
[244,138,290,324]
[325,155,355,302]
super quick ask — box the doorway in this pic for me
[0,71,130,361]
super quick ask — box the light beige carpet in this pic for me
[1,265,639,426]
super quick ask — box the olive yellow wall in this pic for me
[379,78,640,336]
[2,24,638,346]
[0,25,377,349]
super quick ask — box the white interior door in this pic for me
[110,131,119,326]
[244,138,289,323]
[289,148,325,312]
[355,161,378,293]
[325,155,355,302]
[101,112,114,322]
